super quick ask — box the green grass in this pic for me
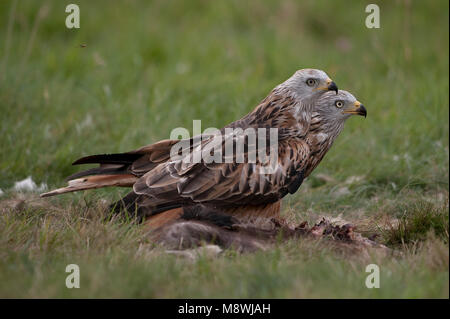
[380,200,449,246]
[0,0,448,298]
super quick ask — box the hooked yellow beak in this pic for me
[342,101,367,117]
[315,78,338,94]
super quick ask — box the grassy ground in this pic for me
[0,0,448,298]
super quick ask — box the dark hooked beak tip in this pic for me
[328,81,338,94]
[359,104,367,118]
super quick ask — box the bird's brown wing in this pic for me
[40,139,182,197]
[41,90,309,199]
[133,131,310,209]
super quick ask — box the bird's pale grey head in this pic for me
[314,90,367,133]
[277,68,338,100]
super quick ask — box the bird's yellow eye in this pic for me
[306,78,316,87]
[335,101,344,108]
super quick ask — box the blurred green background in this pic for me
[0,0,448,298]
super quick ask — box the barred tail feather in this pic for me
[40,174,137,197]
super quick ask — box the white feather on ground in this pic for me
[13,176,47,193]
